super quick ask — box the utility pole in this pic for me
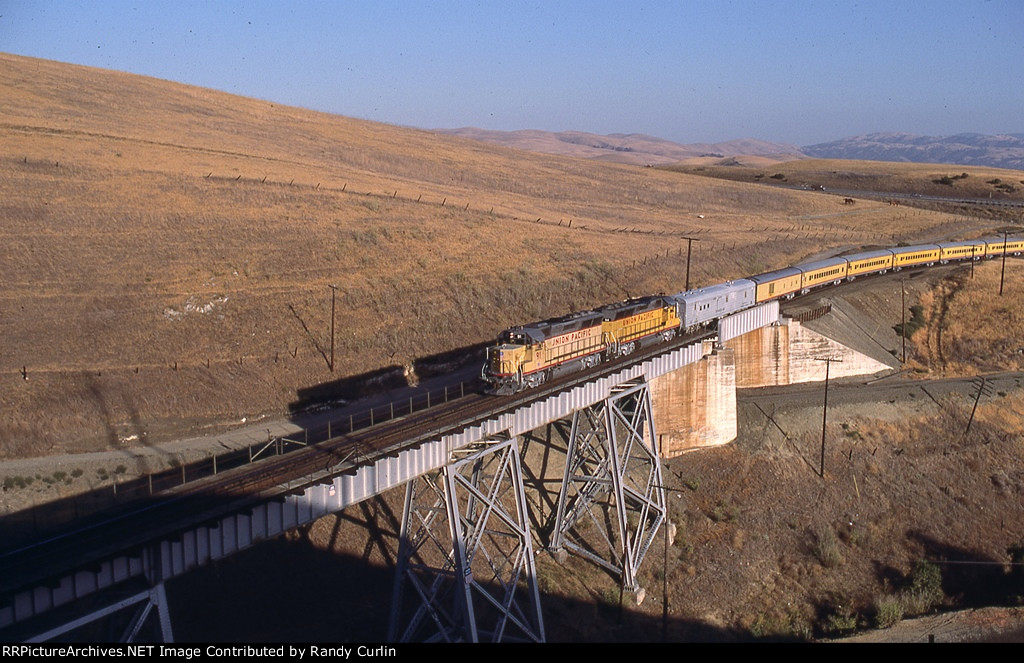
[901,278,907,364]
[815,357,843,478]
[999,230,1008,296]
[329,284,338,372]
[964,377,992,439]
[682,236,701,291]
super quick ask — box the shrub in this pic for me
[825,609,859,635]
[894,304,926,339]
[907,560,944,611]
[710,500,739,523]
[873,595,904,629]
[1009,544,1024,604]
[813,526,844,568]
[599,585,620,609]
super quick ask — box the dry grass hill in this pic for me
[435,127,804,166]
[666,159,1024,208]
[0,52,1011,461]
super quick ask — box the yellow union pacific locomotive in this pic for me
[483,296,679,394]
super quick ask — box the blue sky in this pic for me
[2,1,1021,146]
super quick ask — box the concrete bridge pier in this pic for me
[388,432,544,643]
[650,341,737,457]
[727,317,896,389]
[651,312,897,457]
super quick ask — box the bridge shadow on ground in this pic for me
[7,476,1024,641]
[166,494,754,643]
[904,530,1024,608]
[803,529,1024,636]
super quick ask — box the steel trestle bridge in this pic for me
[0,303,778,643]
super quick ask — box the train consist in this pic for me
[482,236,1023,394]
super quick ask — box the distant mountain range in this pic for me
[802,132,1024,170]
[437,128,1024,170]
[436,128,805,166]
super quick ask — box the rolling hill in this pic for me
[436,127,805,166]
[439,128,1024,170]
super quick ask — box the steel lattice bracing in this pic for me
[7,581,173,644]
[550,377,666,592]
[388,434,544,643]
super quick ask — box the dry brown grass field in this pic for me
[907,260,1024,375]
[0,52,1017,459]
[666,158,1024,203]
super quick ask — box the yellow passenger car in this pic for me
[891,245,941,269]
[983,237,1024,257]
[846,250,894,277]
[748,267,802,303]
[797,257,849,292]
[938,240,986,263]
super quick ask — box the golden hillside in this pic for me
[0,52,992,457]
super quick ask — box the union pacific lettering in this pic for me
[546,326,602,349]
[624,309,664,324]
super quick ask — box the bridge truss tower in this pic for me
[388,432,545,643]
[550,377,666,593]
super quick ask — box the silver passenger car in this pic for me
[671,279,756,330]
